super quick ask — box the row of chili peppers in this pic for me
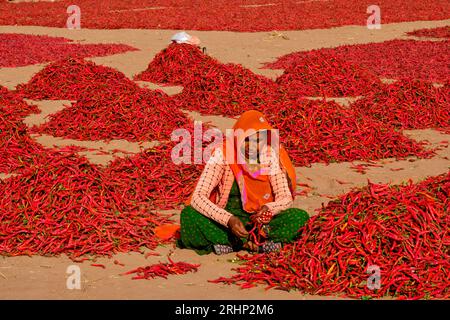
[0,33,136,68]
[211,172,450,299]
[0,0,448,31]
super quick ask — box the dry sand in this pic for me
[0,19,449,299]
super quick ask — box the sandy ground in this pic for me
[0,19,449,299]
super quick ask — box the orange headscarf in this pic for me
[223,110,296,213]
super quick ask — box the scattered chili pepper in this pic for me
[122,258,200,280]
[336,180,352,185]
[145,252,161,258]
[407,26,450,39]
[113,260,125,266]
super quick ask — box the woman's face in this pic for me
[241,131,268,161]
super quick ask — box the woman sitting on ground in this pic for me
[178,110,309,255]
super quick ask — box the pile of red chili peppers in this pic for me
[104,143,201,210]
[275,52,382,97]
[16,57,141,100]
[264,98,433,166]
[0,33,136,68]
[1,85,201,257]
[0,150,171,258]
[173,62,281,117]
[211,172,450,299]
[266,40,450,83]
[137,43,281,117]
[351,79,450,131]
[0,86,44,174]
[0,143,201,258]
[15,57,197,142]
[31,87,193,142]
[122,257,200,280]
[134,43,218,85]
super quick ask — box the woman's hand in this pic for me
[227,216,249,238]
[252,205,273,224]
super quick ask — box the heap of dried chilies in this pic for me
[134,43,219,85]
[211,172,450,299]
[0,151,169,258]
[137,43,281,117]
[275,52,382,97]
[264,99,433,166]
[173,62,282,117]
[16,57,140,100]
[0,33,136,68]
[350,78,450,131]
[0,142,201,258]
[31,88,193,142]
[0,86,45,174]
[103,143,201,210]
[266,39,450,83]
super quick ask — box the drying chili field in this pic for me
[0,1,449,300]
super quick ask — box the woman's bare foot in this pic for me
[243,240,259,252]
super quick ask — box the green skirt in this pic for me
[178,183,309,254]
